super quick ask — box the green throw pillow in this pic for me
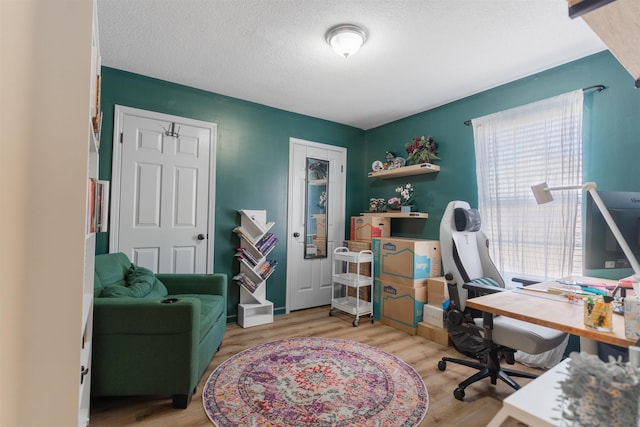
[148,277,169,298]
[124,264,156,296]
[99,279,129,297]
[100,284,135,298]
[127,264,168,297]
[99,264,168,298]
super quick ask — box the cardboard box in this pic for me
[417,322,452,347]
[350,216,390,241]
[427,276,449,307]
[346,285,371,302]
[344,240,372,277]
[423,303,445,328]
[378,281,427,335]
[372,237,441,287]
[344,240,372,252]
[373,279,382,320]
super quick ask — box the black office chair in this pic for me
[437,201,567,400]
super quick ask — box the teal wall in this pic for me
[98,67,365,320]
[364,51,640,280]
[99,50,640,322]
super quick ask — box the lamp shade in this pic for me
[531,182,587,205]
[326,24,367,58]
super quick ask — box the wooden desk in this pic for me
[465,276,635,348]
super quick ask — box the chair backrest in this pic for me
[440,201,504,310]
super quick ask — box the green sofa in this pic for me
[92,252,227,408]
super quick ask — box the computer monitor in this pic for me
[585,190,640,270]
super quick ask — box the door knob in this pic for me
[197,234,205,240]
[293,232,300,237]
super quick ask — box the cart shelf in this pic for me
[330,247,374,327]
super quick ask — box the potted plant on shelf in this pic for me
[387,197,402,211]
[396,183,415,212]
[405,135,439,165]
[369,198,387,212]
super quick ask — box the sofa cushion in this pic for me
[99,264,168,298]
[94,252,132,290]
[172,293,225,341]
[127,264,169,297]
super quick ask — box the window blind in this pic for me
[472,90,583,282]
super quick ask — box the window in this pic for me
[472,90,583,283]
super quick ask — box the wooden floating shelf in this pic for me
[360,212,428,219]
[368,162,440,179]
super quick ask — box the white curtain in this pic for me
[472,90,584,283]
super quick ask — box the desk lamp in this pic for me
[531,181,640,294]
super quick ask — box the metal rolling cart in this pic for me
[329,247,374,326]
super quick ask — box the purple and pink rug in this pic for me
[203,337,428,426]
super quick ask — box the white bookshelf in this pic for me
[233,210,275,327]
[79,2,101,425]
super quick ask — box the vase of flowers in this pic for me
[405,135,439,165]
[396,183,415,209]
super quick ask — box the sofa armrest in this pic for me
[156,273,227,298]
[93,297,200,335]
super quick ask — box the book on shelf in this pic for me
[259,260,278,279]
[261,237,279,254]
[235,247,259,266]
[233,272,258,293]
[256,233,278,254]
[96,180,109,232]
[87,178,97,233]
[255,232,272,249]
[234,226,259,245]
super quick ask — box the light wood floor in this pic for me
[89,306,538,426]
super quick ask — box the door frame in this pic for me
[286,137,347,313]
[109,105,217,273]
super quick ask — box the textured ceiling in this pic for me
[97,0,606,130]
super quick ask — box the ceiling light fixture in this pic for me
[325,24,367,58]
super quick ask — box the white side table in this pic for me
[487,358,568,427]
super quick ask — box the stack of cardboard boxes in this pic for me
[346,214,450,344]
[342,216,391,302]
[417,276,452,346]
[372,237,441,335]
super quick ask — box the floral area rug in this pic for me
[203,337,428,426]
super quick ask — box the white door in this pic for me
[110,106,217,274]
[287,138,346,311]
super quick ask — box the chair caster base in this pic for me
[453,387,465,401]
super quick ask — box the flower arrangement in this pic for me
[405,135,439,164]
[396,183,415,206]
[387,197,402,210]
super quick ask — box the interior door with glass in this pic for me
[287,138,346,312]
